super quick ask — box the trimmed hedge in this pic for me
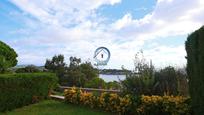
[185,26,204,115]
[0,73,58,112]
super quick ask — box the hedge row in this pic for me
[185,26,204,115]
[64,87,191,115]
[0,73,58,112]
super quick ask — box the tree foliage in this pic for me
[121,51,187,96]
[185,26,204,114]
[63,58,98,87]
[84,77,106,89]
[44,54,66,84]
[80,62,98,81]
[154,66,178,95]
[69,56,81,69]
[45,54,66,73]
[0,41,18,73]
[44,55,98,87]
[121,51,155,96]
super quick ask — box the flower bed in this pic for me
[64,87,191,115]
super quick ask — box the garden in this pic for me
[0,26,204,115]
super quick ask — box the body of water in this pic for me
[99,74,126,82]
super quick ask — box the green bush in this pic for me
[84,77,106,89]
[106,81,121,90]
[154,66,178,95]
[185,26,204,115]
[0,73,58,112]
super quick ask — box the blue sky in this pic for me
[0,0,204,69]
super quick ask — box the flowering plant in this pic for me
[64,87,191,115]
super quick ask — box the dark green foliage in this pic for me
[69,56,81,68]
[63,70,86,87]
[185,26,204,115]
[15,65,41,73]
[45,54,66,84]
[154,66,178,95]
[121,51,155,96]
[176,68,189,96]
[106,81,121,89]
[85,77,106,89]
[0,73,58,112]
[45,55,99,87]
[0,41,18,73]
[45,54,66,73]
[121,51,185,96]
[80,62,98,81]
[122,72,155,96]
[62,61,98,87]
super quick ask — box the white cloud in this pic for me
[10,0,121,26]
[7,0,204,69]
[114,0,202,34]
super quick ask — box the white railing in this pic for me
[59,86,121,93]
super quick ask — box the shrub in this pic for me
[137,95,191,115]
[80,62,98,81]
[0,73,58,112]
[64,87,190,115]
[106,81,121,90]
[154,66,178,95]
[45,55,99,87]
[84,77,106,89]
[185,26,204,114]
[121,51,155,96]
[63,70,86,87]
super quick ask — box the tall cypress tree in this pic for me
[185,26,204,115]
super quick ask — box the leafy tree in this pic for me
[45,54,66,73]
[121,51,155,96]
[64,59,98,87]
[154,66,178,95]
[176,68,189,96]
[69,56,81,69]
[15,65,41,73]
[63,70,86,87]
[80,62,98,81]
[61,57,83,86]
[185,26,204,114]
[44,54,66,84]
[45,55,99,87]
[0,41,18,73]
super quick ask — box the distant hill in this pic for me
[99,69,131,75]
[11,65,45,71]
[13,65,28,68]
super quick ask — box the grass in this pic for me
[2,100,111,115]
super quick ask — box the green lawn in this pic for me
[2,100,111,115]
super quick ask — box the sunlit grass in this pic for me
[3,100,111,115]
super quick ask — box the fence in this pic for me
[59,86,121,94]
